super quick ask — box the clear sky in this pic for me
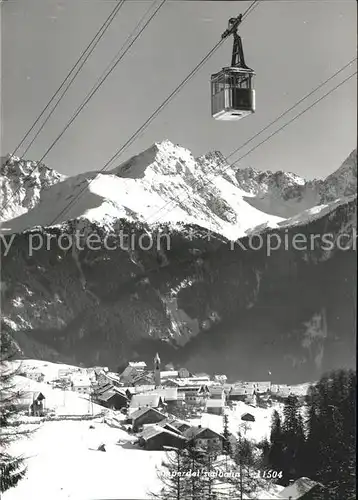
[1,0,357,179]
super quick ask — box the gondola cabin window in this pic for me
[211,69,255,121]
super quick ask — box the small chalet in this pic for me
[241,412,255,422]
[129,394,164,412]
[71,375,92,395]
[246,392,258,406]
[25,371,44,383]
[184,425,224,452]
[206,399,225,415]
[229,386,255,402]
[138,425,187,450]
[178,367,190,378]
[209,386,226,401]
[279,477,327,499]
[255,382,272,394]
[30,392,46,417]
[96,389,128,410]
[178,384,210,405]
[130,407,167,432]
[149,387,184,406]
[120,361,146,383]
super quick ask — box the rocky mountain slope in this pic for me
[235,149,357,219]
[0,155,65,222]
[0,144,356,383]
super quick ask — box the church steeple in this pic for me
[154,353,161,388]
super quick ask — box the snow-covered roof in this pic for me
[160,371,179,378]
[139,425,187,442]
[158,417,189,430]
[129,394,163,409]
[149,388,178,401]
[128,362,147,368]
[97,389,128,402]
[278,477,325,499]
[184,426,223,440]
[241,412,255,421]
[130,406,165,421]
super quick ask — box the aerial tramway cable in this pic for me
[10,0,126,159]
[47,0,260,225]
[226,56,357,162]
[39,0,167,165]
[147,68,357,226]
[0,0,164,216]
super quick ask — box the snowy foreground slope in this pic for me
[3,362,286,500]
[3,420,164,500]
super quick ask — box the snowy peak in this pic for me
[233,150,357,220]
[0,143,356,240]
[112,140,198,179]
[0,140,284,239]
[235,166,306,196]
[0,154,65,222]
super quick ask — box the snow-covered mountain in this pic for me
[1,141,285,239]
[0,155,65,223]
[235,149,357,219]
[0,143,356,383]
[1,143,355,239]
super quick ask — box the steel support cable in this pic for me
[229,72,357,168]
[145,63,357,225]
[21,0,126,159]
[0,0,163,217]
[226,56,357,161]
[47,0,259,225]
[99,1,259,172]
[39,0,167,165]
[9,0,126,158]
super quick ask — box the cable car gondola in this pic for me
[211,15,255,121]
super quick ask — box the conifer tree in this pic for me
[0,333,27,493]
[305,369,356,499]
[280,395,306,482]
[222,414,232,457]
[267,409,284,480]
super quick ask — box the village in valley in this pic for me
[4,353,315,499]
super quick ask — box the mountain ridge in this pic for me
[1,143,356,382]
[1,143,355,235]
